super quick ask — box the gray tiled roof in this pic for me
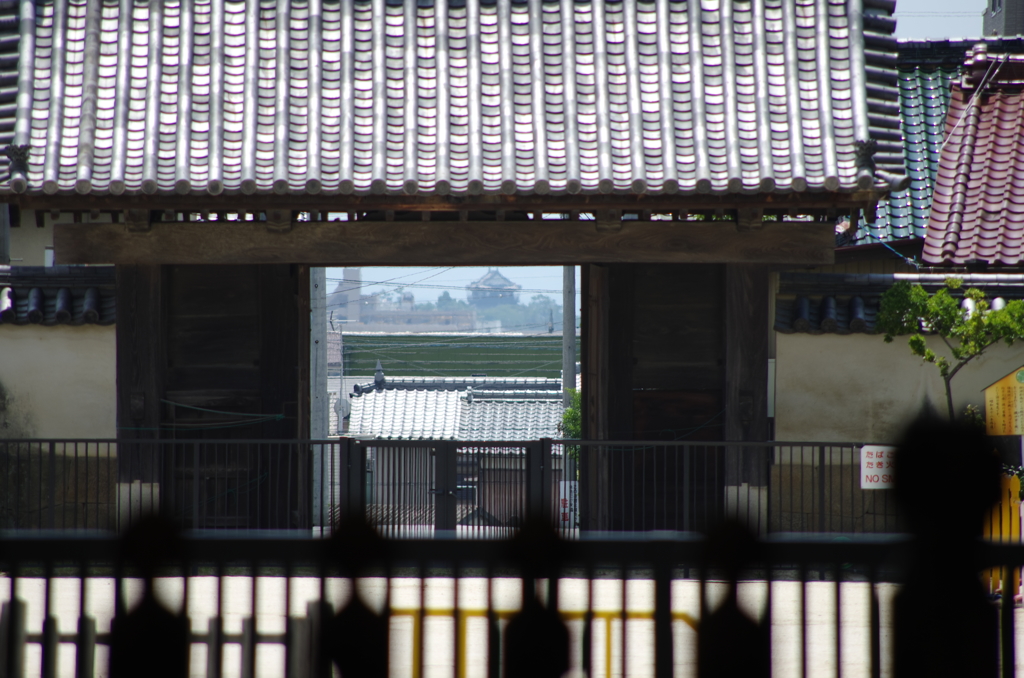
[0,1,19,177]
[6,0,902,199]
[460,397,564,440]
[855,65,957,245]
[348,389,464,439]
[339,376,564,439]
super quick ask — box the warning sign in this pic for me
[558,481,578,529]
[984,367,1024,435]
[860,445,896,489]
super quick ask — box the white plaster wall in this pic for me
[0,325,116,438]
[775,333,1024,444]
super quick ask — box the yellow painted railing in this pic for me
[390,606,699,678]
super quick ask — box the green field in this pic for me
[341,333,580,379]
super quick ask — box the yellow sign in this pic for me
[984,367,1024,435]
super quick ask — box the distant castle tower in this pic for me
[466,268,522,308]
[984,0,1024,36]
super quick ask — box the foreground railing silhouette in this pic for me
[0,524,1022,678]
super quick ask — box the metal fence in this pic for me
[358,439,578,539]
[0,441,118,531]
[577,440,898,534]
[0,531,1021,678]
[0,439,327,533]
[0,438,893,536]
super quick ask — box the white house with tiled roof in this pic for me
[330,374,564,440]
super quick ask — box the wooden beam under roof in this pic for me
[6,190,882,214]
[54,219,836,266]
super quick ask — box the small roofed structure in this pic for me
[342,373,569,536]
[340,375,564,440]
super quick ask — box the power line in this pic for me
[324,266,581,297]
[324,267,452,295]
[342,334,572,347]
[338,332,574,351]
[326,276,580,297]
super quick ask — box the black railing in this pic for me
[0,439,895,536]
[0,440,118,531]
[358,439,577,539]
[0,439,326,532]
[0,531,1021,678]
[578,440,900,534]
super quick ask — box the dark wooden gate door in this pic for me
[127,264,308,530]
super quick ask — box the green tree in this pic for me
[476,294,562,332]
[558,388,581,462]
[878,278,1024,420]
[436,291,471,311]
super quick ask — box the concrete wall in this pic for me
[984,0,1024,37]
[0,325,116,439]
[775,333,1024,443]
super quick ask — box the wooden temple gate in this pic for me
[1,0,905,531]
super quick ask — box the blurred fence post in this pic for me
[46,441,55,530]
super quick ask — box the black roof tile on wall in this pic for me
[774,295,880,335]
[0,266,115,326]
[774,272,1024,335]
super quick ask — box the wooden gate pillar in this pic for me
[115,264,164,483]
[582,264,634,441]
[580,264,635,530]
[723,263,771,520]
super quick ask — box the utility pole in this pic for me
[562,265,576,408]
[310,267,327,529]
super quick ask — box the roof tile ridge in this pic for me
[924,87,969,253]
[969,89,1006,239]
[1002,92,1024,265]
[941,85,983,262]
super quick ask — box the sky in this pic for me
[325,265,580,308]
[894,0,986,40]
[328,3,990,311]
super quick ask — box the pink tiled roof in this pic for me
[924,47,1024,266]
